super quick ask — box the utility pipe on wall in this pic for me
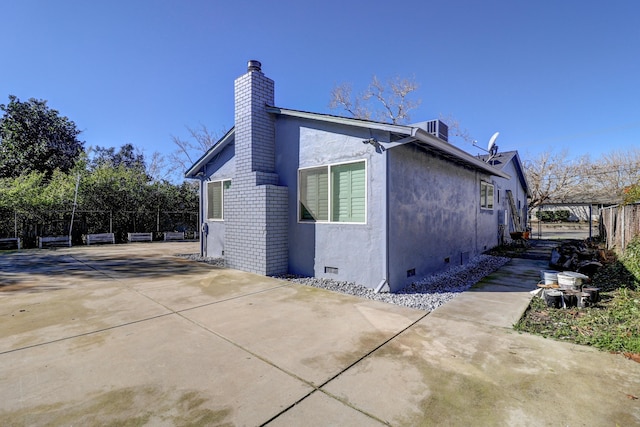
[375,146,390,294]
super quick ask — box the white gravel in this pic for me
[178,253,510,312]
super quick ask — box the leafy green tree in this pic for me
[89,143,146,173]
[0,169,77,241]
[0,95,84,178]
[0,170,75,213]
[78,162,151,238]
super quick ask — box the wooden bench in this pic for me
[0,237,21,250]
[39,235,72,249]
[163,231,185,241]
[84,233,115,245]
[127,232,153,243]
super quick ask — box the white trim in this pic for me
[298,159,368,225]
[206,179,231,221]
[266,106,413,135]
[480,181,495,210]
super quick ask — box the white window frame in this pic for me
[480,181,494,210]
[207,179,230,221]
[298,159,367,224]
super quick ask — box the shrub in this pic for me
[621,237,640,287]
[535,210,570,222]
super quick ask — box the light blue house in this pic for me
[185,60,528,292]
[479,151,530,241]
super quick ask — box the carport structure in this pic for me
[529,195,618,240]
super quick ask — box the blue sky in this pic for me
[2,0,638,178]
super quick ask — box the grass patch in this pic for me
[515,260,640,354]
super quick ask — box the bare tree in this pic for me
[167,125,222,180]
[439,113,474,144]
[588,149,640,201]
[329,83,372,121]
[524,148,640,212]
[329,75,421,124]
[524,150,584,211]
[146,151,170,182]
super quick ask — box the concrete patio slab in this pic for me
[1,241,639,426]
[0,251,110,292]
[267,390,387,426]
[0,285,171,352]
[136,268,291,312]
[427,257,549,328]
[0,314,313,426]
[182,283,427,386]
[323,313,640,426]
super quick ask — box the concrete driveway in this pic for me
[1,242,639,426]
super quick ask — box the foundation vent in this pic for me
[324,266,339,274]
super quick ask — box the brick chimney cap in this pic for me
[247,60,262,72]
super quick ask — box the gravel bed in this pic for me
[177,253,226,267]
[178,253,510,312]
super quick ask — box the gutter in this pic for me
[412,128,511,179]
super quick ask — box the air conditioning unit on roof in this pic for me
[414,119,449,142]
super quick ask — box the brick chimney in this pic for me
[224,60,288,275]
[233,60,276,176]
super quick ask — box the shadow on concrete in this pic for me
[0,250,221,293]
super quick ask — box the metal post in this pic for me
[621,206,625,250]
[69,174,80,238]
[589,203,593,240]
[110,210,113,233]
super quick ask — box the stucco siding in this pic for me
[387,144,496,291]
[275,118,387,289]
[201,142,235,258]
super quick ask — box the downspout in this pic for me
[374,148,390,293]
[198,174,205,257]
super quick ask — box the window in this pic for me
[207,180,230,220]
[480,181,494,209]
[299,167,328,221]
[299,160,366,223]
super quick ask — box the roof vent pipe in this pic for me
[247,60,262,72]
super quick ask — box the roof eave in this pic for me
[412,129,511,179]
[184,127,235,178]
[265,106,414,136]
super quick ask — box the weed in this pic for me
[516,259,640,353]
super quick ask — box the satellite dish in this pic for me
[487,132,499,156]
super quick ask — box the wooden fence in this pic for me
[600,203,640,254]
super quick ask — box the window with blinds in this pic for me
[299,167,328,221]
[331,161,365,222]
[207,180,230,220]
[299,160,366,223]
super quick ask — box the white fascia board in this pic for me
[184,128,235,178]
[266,106,414,136]
[512,151,531,196]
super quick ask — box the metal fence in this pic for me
[600,203,640,254]
[0,209,198,247]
